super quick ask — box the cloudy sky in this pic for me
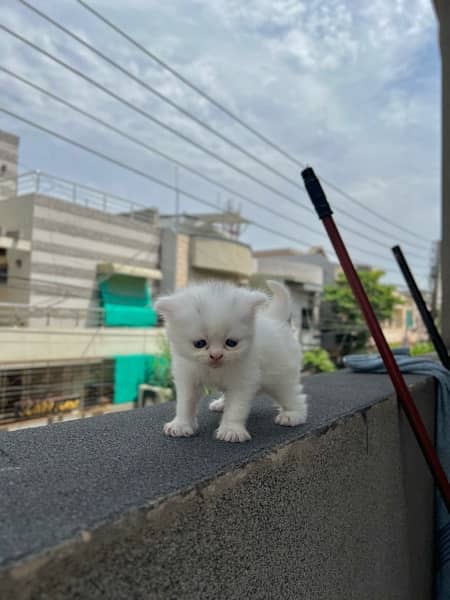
[0,0,441,287]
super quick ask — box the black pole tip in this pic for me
[301,166,315,179]
[301,167,333,220]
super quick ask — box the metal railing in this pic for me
[0,302,104,328]
[0,358,114,425]
[0,171,158,227]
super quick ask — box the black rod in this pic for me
[392,245,450,369]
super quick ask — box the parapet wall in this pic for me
[0,372,436,599]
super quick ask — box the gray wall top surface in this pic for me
[0,370,427,570]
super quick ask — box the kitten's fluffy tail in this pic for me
[264,280,292,321]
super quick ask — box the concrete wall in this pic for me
[159,228,190,293]
[0,327,165,362]
[0,130,19,197]
[256,255,323,288]
[0,375,435,599]
[0,196,33,305]
[190,236,254,280]
[433,1,450,346]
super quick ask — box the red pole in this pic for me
[302,167,450,512]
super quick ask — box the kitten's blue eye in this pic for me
[193,339,207,349]
[225,338,238,348]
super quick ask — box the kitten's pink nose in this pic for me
[209,351,223,361]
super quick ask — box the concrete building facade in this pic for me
[160,213,254,293]
[0,172,161,327]
[0,132,164,426]
[253,248,324,348]
[0,130,19,197]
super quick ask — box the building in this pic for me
[0,131,164,428]
[159,211,254,292]
[0,130,19,197]
[382,289,429,347]
[0,170,161,327]
[255,246,339,285]
[253,248,325,348]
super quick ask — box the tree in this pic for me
[323,270,401,359]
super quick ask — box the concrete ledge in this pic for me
[0,372,436,599]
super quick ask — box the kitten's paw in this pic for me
[215,424,251,443]
[275,409,308,427]
[164,418,198,438]
[209,396,225,412]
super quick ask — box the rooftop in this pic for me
[0,171,159,227]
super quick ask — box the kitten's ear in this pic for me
[243,290,267,316]
[154,296,178,319]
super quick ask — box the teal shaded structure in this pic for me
[99,274,157,327]
[113,354,170,404]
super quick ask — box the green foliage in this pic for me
[324,270,399,324]
[303,348,336,373]
[410,341,433,356]
[324,270,402,357]
[150,338,174,393]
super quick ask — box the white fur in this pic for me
[155,280,308,443]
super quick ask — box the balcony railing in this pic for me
[0,171,158,227]
[0,302,104,328]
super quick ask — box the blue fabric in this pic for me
[344,349,450,599]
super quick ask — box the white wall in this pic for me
[0,327,165,363]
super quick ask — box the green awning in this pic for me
[99,274,157,327]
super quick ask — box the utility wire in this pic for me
[9,5,432,253]
[0,66,326,241]
[0,25,326,223]
[0,106,428,280]
[0,65,430,267]
[0,106,310,250]
[0,46,431,271]
[75,0,434,248]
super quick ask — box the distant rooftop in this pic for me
[0,171,159,227]
[160,211,249,241]
[254,246,329,259]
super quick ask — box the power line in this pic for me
[0,25,322,221]
[0,106,426,280]
[75,0,435,248]
[1,66,431,269]
[0,106,309,249]
[0,66,324,241]
[16,1,307,194]
[0,34,431,271]
[10,4,432,254]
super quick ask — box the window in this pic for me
[406,309,414,330]
[301,307,313,331]
[0,248,8,283]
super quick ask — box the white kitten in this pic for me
[155,280,308,443]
